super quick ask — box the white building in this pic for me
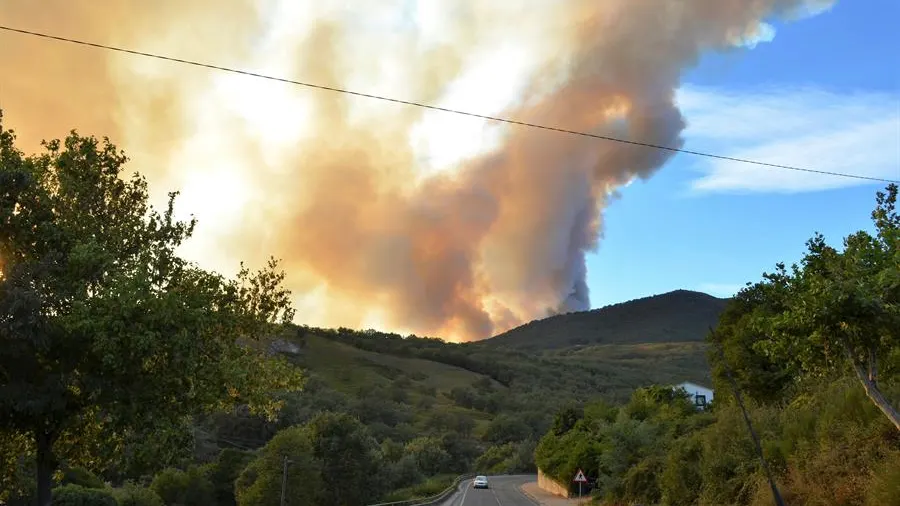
[675,382,714,409]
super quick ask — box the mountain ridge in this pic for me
[484,289,730,349]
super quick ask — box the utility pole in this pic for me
[280,456,292,506]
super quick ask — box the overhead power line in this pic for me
[2,24,898,185]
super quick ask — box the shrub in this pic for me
[659,432,703,506]
[234,427,324,506]
[111,482,164,506]
[150,466,214,506]
[51,484,117,506]
[207,449,255,506]
[475,444,516,474]
[384,455,423,490]
[867,451,900,506]
[475,441,536,475]
[60,467,105,490]
[380,474,457,502]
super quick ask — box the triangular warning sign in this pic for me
[573,469,587,482]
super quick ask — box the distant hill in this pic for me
[484,289,730,350]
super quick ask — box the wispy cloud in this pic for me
[678,85,900,193]
[697,282,746,298]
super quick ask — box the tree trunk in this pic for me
[845,346,900,431]
[35,429,57,506]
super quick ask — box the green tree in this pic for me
[404,436,451,476]
[59,466,104,489]
[380,439,405,463]
[475,440,536,475]
[483,414,532,444]
[0,116,302,505]
[235,427,324,506]
[659,433,703,506]
[550,406,582,436]
[749,184,900,430]
[440,432,480,473]
[149,466,214,506]
[707,281,796,404]
[422,410,475,437]
[207,449,255,506]
[0,429,34,503]
[50,484,117,506]
[111,482,164,506]
[305,412,386,506]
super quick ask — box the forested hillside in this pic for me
[2,315,715,505]
[487,289,728,349]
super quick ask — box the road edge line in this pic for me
[517,483,542,506]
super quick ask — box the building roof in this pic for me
[675,381,713,391]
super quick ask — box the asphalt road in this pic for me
[442,475,538,506]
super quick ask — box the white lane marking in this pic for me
[456,480,471,506]
[489,479,503,505]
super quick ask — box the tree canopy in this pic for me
[0,113,302,505]
[235,412,384,506]
[718,184,900,429]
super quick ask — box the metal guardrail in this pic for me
[368,473,477,506]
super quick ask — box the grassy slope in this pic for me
[285,334,499,433]
[297,334,496,394]
[546,342,713,386]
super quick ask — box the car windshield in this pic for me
[476,476,487,480]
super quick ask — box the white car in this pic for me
[473,475,489,489]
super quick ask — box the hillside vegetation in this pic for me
[2,314,717,506]
[534,184,900,506]
[487,289,728,349]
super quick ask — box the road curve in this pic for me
[442,475,538,506]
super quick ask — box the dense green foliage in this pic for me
[59,467,106,490]
[742,185,899,429]
[191,321,717,501]
[1,290,717,506]
[0,114,301,505]
[234,425,324,506]
[233,412,386,506]
[50,485,117,506]
[536,378,900,505]
[533,185,900,505]
[109,483,164,506]
[150,466,214,506]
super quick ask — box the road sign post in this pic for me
[573,469,587,498]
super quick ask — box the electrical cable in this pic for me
[2,25,897,185]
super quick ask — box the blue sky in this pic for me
[587,0,900,307]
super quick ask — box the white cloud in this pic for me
[735,22,777,49]
[697,283,745,298]
[677,85,900,193]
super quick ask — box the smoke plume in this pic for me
[0,0,834,340]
